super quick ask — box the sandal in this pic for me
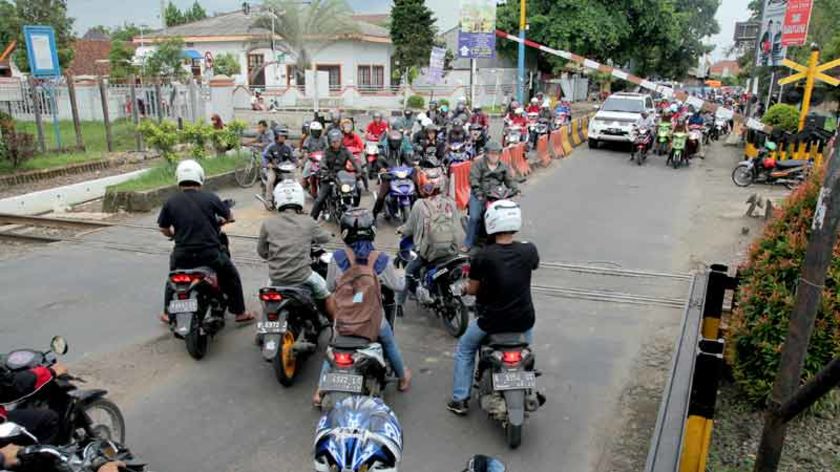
[235,312,256,323]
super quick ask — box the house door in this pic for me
[247,53,266,87]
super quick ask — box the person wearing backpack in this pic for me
[312,208,412,406]
[396,167,463,306]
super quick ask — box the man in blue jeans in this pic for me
[448,199,538,415]
[464,140,518,249]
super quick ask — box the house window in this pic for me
[287,65,304,88]
[316,65,341,91]
[357,65,384,90]
[247,53,266,87]
[190,58,201,78]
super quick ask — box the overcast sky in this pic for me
[68,0,751,59]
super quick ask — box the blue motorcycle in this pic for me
[382,165,416,223]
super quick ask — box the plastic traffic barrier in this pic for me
[549,130,565,158]
[510,143,531,176]
[560,126,574,155]
[576,118,587,144]
[570,120,582,146]
[450,160,473,210]
[537,134,551,166]
[501,146,515,174]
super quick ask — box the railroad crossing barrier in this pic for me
[644,264,738,472]
[744,126,834,167]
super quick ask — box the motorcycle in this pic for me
[318,336,395,411]
[667,131,689,169]
[731,152,810,189]
[654,121,672,156]
[702,121,712,145]
[629,126,652,166]
[313,396,402,472]
[324,170,360,222]
[306,151,325,199]
[446,141,471,167]
[381,166,416,223]
[462,455,507,472]
[257,161,297,210]
[0,336,125,445]
[528,119,550,151]
[398,247,474,338]
[166,199,235,360]
[475,332,542,448]
[712,118,729,141]
[686,124,704,159]
[364,136,382,180]
[503,124,524,148]
[525,112,540,150]
[256,246,332,386]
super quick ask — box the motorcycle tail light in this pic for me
[333,351,354,367]
[461,264,470,276]
[260,291,283,302]
[170,273,201,284]
[502,350,523,365]
[266,312,279,321]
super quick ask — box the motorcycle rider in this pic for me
[447,200,539,415]
[301,121,327,190]
[434,104,450,127]
[310,130,363,220]
[396,109,414,132]
[468,106,489,129]
[454,97,470,120]
[469,123,488,155]
[464,141,518,249]
[0,363,67,444]
[340,119,364,154]
[525,97,541,114]
[427,100,443,125]
[262,128,296,205]
[397,169,463,306]
[258,182,332,317]
[158,160,255,323]
[365,112,389,142]
[313,209,411,406]
[447,119,467,147]
[372,130,414,220]
[538,102,552,121]
[253,120,275,149]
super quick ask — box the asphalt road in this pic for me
[0,140,741,472]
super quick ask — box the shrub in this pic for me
[0,113,35,168]
[179,121,215,159]
[762,104,800,133]
[438,98,450,108]
[729,167,840,408]
[138,119,179,163]
[211,119,246,154]
[406,95,425,109]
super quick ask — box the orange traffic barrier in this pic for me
[549,130,565,158]
[570,120,582,146]
[536,134,551,166]
[581,116,590,141]
[511,143,531,176]
[501,146,515,173]
[450,160,472,210]
[560,126,574,155]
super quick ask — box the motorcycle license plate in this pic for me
[168,298,197,314]
[257,320,287,334]
[319,373,364,393]
[493,371,536,391]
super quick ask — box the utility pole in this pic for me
[517,0,526,104]
[754,145,840,472]
[745,0,765,120]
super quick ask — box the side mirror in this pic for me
[0,422,37,443]
[50,336,68,355]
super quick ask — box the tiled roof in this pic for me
[68,39,118,76]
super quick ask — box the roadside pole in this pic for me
[128,75,144,151]
[154,81,164,122]
[97,76,114,152]
[27,76,46,154]
[469,59,476,106]
[517,0,526,104]
[745,1,765,120]
[65,74,84,150]
[754,145,840,472]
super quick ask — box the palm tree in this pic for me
[254,0,360,86]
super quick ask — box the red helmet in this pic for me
[762,157,776,169]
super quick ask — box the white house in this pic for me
[132,8,393,93]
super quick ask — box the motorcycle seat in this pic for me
[484,332,529,347]
[775,160,808,169]
[434,254,470,268]
[330,335,372,349]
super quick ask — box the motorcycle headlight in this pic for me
[395,171,408,179]
[341,184,352,193]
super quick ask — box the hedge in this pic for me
[729,166,840,407]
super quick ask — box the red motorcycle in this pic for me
[630,126,652,166]
[306,151,324,198]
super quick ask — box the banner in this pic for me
[781,0,813,46]
[457,0,496,59]
[427,46,446,84]
[756,0,788,67]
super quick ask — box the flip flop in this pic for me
[159,313,170,324]
[235,312,256,324]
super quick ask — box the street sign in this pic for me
[427,46,446,84]
[734,21,760,44]
[22,25,61,78]
[777,50,840,130]
[755,0,788,67]
[781,0,813,46]
[457,0,496,59]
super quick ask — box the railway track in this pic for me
[0,213,113,243]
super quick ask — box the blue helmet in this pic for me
[314,396,402,472]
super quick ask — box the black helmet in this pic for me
[302,120,311,135]
[403,109,413,118]
[387,130,402,148]
[340,208,376,244]
[328,129,343,146]
[276,128,289,138]
[469,122,482,131]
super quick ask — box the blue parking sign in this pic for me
[23,25,61,78]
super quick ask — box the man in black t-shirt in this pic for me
[157,160,255,324]
[448,199,538,415]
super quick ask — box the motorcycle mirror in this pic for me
[223,198,237,208]
[465,455,507,472]
[50,335,68,355]
[0,422,37,443]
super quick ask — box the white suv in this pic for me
[588,92,656,147]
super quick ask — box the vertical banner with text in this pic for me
[427,47,447,84]
[457,0,496,59]
[781,0,814,46]
[756,0,789,67]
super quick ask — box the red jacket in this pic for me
[0,366,54,419]
[365,121,389,141]
[342,132,364,154]
[507,114,527,128]
[526,105,541,114]
[469,113,489,128]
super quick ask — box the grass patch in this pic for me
[0,151,107,174]
[109,153,245,192]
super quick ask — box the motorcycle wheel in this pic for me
[731,165,753,187]
[273,328,299,386]
[82,399,126,444]
[235,154,259,188]
[442,298,470,338]
[671,153,680,169]
[506,423,523,449]
[185,313,209,360]
[400,204,410,224]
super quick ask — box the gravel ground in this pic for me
[707,383,840,472]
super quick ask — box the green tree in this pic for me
[146,36,187,79]
[108,40,137,80]
[164,2,185,27]
[111,23,143,42]
[10,0,76,73]
[254,0,359,85]
[0,1,16,49]
[213,52,241,77]
[390,0,436,79]
[185,1,207,23]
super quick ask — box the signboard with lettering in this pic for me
[22,25,61,78]
[457,0,496,59]
[781,0,813,46]
[427,46,446,84]
[756,0,788,67]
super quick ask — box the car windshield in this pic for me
[602,97,645,113]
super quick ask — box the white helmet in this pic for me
[309,121,323,131]
[484,199,521,235]
[416,112,428,123]
[273,180,305,211]
[421,117,433,127]
[514,107,524,115]
[176,159,205,186]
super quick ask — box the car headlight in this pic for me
[341,184,352,193]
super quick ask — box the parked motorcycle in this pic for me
[667,131,689,169]
[475,332,542,448]
[629,126,652,166]
[0,336,125,445]
[731,148,810,189]
[166,200,235,360]
[381,166,416,223]
[256,247,332,386]
[313,395,402,472]
[654,121,672,156]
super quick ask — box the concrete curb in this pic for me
[103,170,239,213]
